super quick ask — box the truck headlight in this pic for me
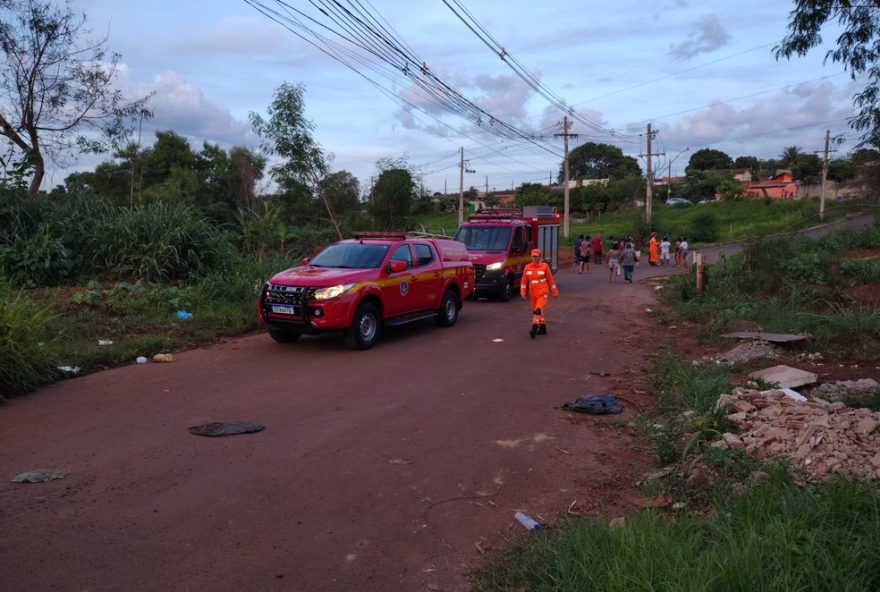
[486,262,503,271]
[313,283,355,300]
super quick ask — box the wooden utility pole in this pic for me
[641,123,663,229]
[458,147,465,225]
[554,116,578,238]
[820,129,830,221]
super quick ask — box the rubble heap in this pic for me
[713,387,880,482]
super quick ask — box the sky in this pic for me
[52,0,861,195]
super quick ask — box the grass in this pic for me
[471,477,880,592]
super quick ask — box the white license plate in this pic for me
[271,305,296,315]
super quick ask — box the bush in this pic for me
[0,282,60,400]
[688,211,719,242]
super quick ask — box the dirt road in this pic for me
[2,262,669,592]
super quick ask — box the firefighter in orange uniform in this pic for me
[521,248,559,339]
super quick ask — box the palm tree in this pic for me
[779,146,804,169]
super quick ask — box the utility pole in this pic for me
[554,116,578,238]
[819,129,834,221]
[485,176,488,196]
[458,147,465,225]
[641,123,663,229]
[458,147,475,224]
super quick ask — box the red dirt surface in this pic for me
[2,246,875,592]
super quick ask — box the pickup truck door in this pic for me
[382,244,415,317]
[410,242,444,310]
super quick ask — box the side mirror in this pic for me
[300,257,310,266]
[388,260,407,273]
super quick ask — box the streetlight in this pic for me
[667,147,689,201]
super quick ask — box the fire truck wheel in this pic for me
[268,329,301,343]
[435,290,460,327]
[345,302,381,350]
[497,277,513,302]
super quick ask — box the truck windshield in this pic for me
[310,244,389,268]
[454,226,511,251]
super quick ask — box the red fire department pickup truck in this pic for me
[257,232,475,349]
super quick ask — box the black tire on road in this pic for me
[435,290,460,327]
[269,329,301,343]
[497,276,513,302]
[344,302,381,350]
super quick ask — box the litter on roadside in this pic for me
[97,339,114,346]
[514,511,541,531]
[175,310,193,321]
[749,365,818,389]
[563,394,623,414]
[11,469,67,483]
[152,353,175,363]
[57,365,80,374]
[188,421,265,437]
[135,356,148,364]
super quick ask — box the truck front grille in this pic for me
[266,284,307,305]
[474,264,486,282]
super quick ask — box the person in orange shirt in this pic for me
[648,231,659,266]
[520,249,559,339]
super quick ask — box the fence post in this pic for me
[695,251,704,293]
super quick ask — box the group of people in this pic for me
[647,233,690,268]
[573,234,643,284]
[523,232,691,339]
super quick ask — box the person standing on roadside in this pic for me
[674,236,683,267]
[521,248,559,339]
[621,240,638,283]
[574,234,583,272]
[607,240,621,284]
[680,236,689,268]
[591,233,603,265]
[660,236,671,266]
[648,232,659,266]
[580,235,591,273]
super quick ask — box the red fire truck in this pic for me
[257,232,475,350]
[453,206,560,301]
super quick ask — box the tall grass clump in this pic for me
[0,281,59,400]
[470,477,880,592]
[89,202,235,281]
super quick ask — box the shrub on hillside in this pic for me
[688,211,719,242]
[0,282,60,400]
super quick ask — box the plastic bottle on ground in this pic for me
[514,511,541,531]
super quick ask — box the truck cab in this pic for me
[453,206,560,301]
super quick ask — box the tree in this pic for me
[779,146,804,169]
[250,82,342,239]
[685,149,733,174]
[368,159,415,230]
[0,0,151,193]
[319,170,360,227]
[733,155,761,176]
[792,153,823,182]
[562,141,641,181]
[776,2,880,146]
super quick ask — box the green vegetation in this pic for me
[471,224,880,591]
[472,476,880,592]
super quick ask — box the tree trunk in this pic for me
[29,153,45,195]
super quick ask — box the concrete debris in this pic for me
[749,365,819,389]
[803,378,880,403]
[722,331,808,343]
[715,387,880,482]
[710,341,782,365]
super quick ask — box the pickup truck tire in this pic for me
[435,290,460,327]
[345,302,381,350]
[498,276,513,302]
[269,329,301,343]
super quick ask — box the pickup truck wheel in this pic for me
[344,302,381,350]
[435,290,460,327]
[498,276,513,302]
[269,329,301,343]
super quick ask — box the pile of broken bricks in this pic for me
[712,364,880,482]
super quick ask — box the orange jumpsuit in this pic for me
[648,235,659,265]
[520,261,559,327]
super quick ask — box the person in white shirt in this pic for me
[659,236,671,267]
[679,237,689,267]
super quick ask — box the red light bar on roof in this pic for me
[351,231,408,240]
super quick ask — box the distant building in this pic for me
[746,171,798,199]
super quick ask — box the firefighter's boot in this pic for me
[538,324,547,335]
[529,324,539,339]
